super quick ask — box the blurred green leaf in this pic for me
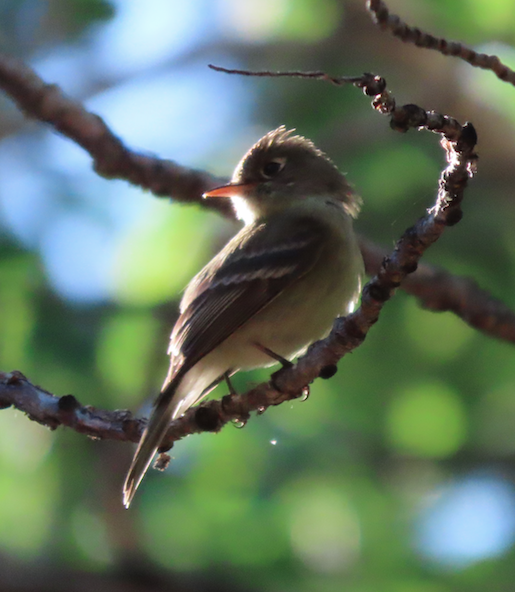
[284,479,360,574]
[219,0,341,42]
[0,256,35,369]
[71,505,114,566]
[0,446,56,557]
[386,382,467,458]
[96,310,160,404]
[110,203,221,306]
[403,298,474,361]
[53,0,114,35]
[351,144,439,212]
[475,383,515,455]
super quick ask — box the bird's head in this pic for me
[203,126,360,224]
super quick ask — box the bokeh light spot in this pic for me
[404,298,473,360]
[110,203,222,305]
[0,461,56,558]
[353,144,439,210]
[0,409,53,471]
[416,474,515,569]
[96,311,160,404]
[386,382,467,458]
[71,506,114,566]
[475,383,515,455]
[218,0,340,42]
[284,479,360,573]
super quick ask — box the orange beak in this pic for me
[203,182,256,199]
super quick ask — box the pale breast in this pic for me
[225,206,363,369]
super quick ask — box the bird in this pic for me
[122,126,364,507]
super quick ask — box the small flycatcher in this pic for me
[123,126,364,507]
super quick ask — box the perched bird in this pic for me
[123,126,364,507]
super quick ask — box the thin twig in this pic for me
[209,65,479,141]
[208,64,366,86]
[366,0,515,85]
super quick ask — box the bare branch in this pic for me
[208,66,479,140]
[0,371,144,442]
[360,237,515,344]
[0,53,232,216]
[208,64,368,85]
[0,369,289,449]
[366,0,515,85]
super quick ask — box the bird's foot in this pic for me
[253,342,293,368]
[223,371,237,395]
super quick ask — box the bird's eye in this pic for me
[262,158,286,178]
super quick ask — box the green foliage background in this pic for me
[1,0,515,590]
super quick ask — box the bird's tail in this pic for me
[122,374,183,508]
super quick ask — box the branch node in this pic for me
[319,364,338,380]
[366,281,392,302]
[444,208,463,227]
[195,404,223,432]
[58,394,80,412]
[5,371,26,385]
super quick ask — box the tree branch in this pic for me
[360,237,515,343]
[366,0,515,85]
[0,371,144,442]
[0,53,232,216]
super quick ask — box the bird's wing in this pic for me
[123,214,327,507]
[166,214,327,382]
